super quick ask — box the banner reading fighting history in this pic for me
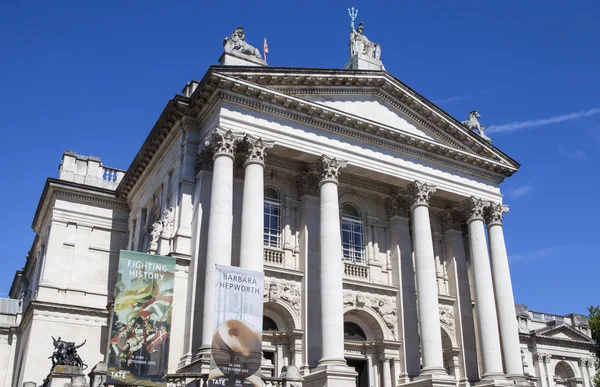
[106,250,175,387]
[208,264,264,387]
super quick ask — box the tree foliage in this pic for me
[587,306,600,387]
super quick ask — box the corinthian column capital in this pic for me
[408,181,436,209]
[485,202,509,226]
[317,155,348,185]
[205,128,244,159]
[244,135,274,166]
[441,208,463,232]
[459,196,486,223]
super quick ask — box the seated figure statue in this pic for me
[350,22,381,59]
[223,27,262,59]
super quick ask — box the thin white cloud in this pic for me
[434,85,510,105]
[510,247,561,263]
[487,107,600,134]
[558,146,586,160]
[509,184,533,198]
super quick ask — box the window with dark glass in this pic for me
[264,187,281,248]
[341,203,365,263]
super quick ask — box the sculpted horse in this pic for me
[461,110,491,142]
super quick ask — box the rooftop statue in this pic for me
[462,110,492,142]
[49,336,87,369]
[223,27,262,59]
[348,8,381,60]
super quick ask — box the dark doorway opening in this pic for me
[346,358,369,387]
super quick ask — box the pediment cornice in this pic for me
[211,67,519,168]
[208,73,515,180]
[533,324,595,344]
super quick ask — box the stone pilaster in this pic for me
[239,136,274,272]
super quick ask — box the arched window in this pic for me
[264,187,282,248]
[344,322,367,341]
[341,203,365,263]
[263,316,279,332]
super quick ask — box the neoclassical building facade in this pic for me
[0,29,596,387]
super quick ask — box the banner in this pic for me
[106,250,176,387]
[208,264,264,387]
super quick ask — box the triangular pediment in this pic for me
[536,324,594,343]
[301,95,445,143]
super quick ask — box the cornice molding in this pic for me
[219,89,508,183]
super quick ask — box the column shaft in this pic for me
[487,204,524,380]
[201,154,235,347]
[239,162,265,272]
[319,180,345,363]
[409,181,445,375]
[466,202,504,378]
[382,359,392,387]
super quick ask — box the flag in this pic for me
[263,38,269,62]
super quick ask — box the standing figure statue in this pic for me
[49,336,87,370]
[461,110,491,142]
[348,8,381,59]
[223,27,262,59]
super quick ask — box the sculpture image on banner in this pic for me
[106,250,176,387]
[208,264,264,387]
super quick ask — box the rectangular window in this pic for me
[341,218,364,263]
[264,200,281,248]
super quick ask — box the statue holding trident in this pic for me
[348,7,381,60]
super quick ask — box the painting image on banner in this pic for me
[106,250,175,387]
[208,264,264,387]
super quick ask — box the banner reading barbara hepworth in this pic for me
[106,250,175,387]
[208,264,264,387]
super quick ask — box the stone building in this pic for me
[0,26,596,387]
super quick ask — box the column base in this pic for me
[401,373,456,387]
[303,360,357,387]
[475,376,515,387]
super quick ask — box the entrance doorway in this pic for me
[346,358,369,387]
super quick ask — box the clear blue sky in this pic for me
[1,1,598,315]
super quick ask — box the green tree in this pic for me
[587,306,600,387]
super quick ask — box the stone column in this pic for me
[305,155,356,387]
[409,181,446,375]
[239,136,274,272]
[200,128,244,351]
[486,203,524,380]
[381,358,393,387]
[317,155,348,366]
[463,197,505,379]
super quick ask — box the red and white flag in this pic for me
[263,38,269,62]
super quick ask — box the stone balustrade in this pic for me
[58,151,124,190]
[264,247,284,266]
[343,261,369,280]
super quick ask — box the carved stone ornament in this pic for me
[205,128,244,158]
[49,336,87,369]
[408,181,436,208]
[264,279,301,318]
[317,155,348,184]
[485,202,509,226]
[385,193,410,219]
[343,290,398,340]
[296,163,321,198]
[195,146,214,174]
[440,208,463,232]
[439,305,456,336]
[223,27,262,59]
[162,207,175,234]
[535,353,552,363]
[460,196,486,222]
[148,219,163,249]
[244,136,274,166]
